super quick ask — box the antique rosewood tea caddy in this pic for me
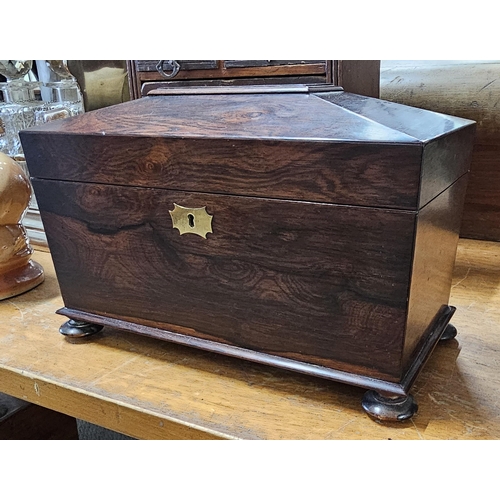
[20,85,476,422]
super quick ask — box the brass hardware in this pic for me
[169,204,213,239]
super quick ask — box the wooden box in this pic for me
[20,85,475,421]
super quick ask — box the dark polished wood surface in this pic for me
[403,176,468,375]
[33,179,416,382]
[21,88,476,413]
[316,92,476,208]
[316,91,472,142]
[22,134,422,210]
[23,93,419,142]
[333,61,381,101]
[22,90,472,211]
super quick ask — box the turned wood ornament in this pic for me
[0,152,44,300]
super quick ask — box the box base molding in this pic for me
[56,305,456,421]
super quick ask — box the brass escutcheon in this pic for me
[169,203,213,239]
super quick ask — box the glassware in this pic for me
[38,60,85,116]
[0,60,85,157]
[0,60,50,156]
[0,103,25,156]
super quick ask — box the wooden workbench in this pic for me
[1,238,499,440]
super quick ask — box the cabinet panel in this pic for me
[223,60,324,68]
[128,60,331,98]
[128,60,380,100]
[135,60,218,72]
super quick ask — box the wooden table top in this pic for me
[1,238,499,440]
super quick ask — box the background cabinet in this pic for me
[127,60,380,99]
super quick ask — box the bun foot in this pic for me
[440,323,457,341]
[362,390,418,422]
[59,319,103,338]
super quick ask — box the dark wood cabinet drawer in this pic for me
[127,60,382,100]
[136,60,218,72]
[128,60,331,98]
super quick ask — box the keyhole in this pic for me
[188,214,195,227]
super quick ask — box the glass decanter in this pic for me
[0,60,49,155]
[0,103,25,157]
[38,60,84,117]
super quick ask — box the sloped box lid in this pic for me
[20,84,475,210]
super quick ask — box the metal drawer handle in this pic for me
[156,60,181,79]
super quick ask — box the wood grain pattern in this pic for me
[33,179,417,381]
[136,60,219,72]
[21,91,475,211]
[21,87,475,412]
[315,91,475,208]
[223,60,325,69]
[419,127,474,208]
[57,307,409,396]
[21,92,427,210]
[21,93,417,142]
[0,240,499,440]
[126,60,140,100]
[22,134,422,210]
[314,91,474,142]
